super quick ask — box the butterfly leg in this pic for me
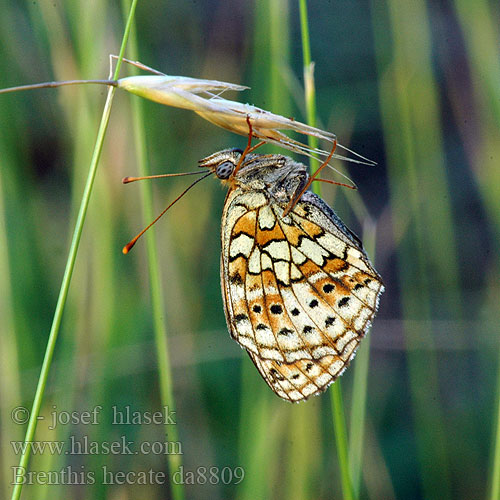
[282,138,338,217]
[233,116,266,176]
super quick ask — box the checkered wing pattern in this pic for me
[220,187,384,402]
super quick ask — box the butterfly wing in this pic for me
[220,187,384,402]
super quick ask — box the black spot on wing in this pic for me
[270,368,285,381]
[230,272,243,285]
[338,297,350,308]
[325,316,336,327]
[270,304,283,314]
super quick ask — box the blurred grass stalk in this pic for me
[372,0,462,499]
[121,1,185,499]
[348,224,376,499]
[451,1,500,498]
[25,1,114,498]
[0,142,23,500]
[9,2,138,499]
[300,1,363,499]
[237,1,291,498]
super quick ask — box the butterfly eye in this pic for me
[216,161,235,180]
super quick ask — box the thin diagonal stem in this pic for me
[0,79,116,94]
[10,2,138,499]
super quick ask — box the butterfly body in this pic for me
[199,149,384,402]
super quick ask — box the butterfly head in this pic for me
[199,148,308,199]
[198,148,243,183]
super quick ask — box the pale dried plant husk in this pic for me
[117,75,374,167]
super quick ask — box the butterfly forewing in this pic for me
[217,153,384,402]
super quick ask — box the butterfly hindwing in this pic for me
[220,185,384,402]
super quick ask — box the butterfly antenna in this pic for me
[283,139,337,216]
[233,116,266,176]
[122,170,208,184]
[123,170,212,254]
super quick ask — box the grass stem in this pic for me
[10,2,138,499]
[123,2,185,498]
[331,381,354,500]
[299,2,356,499]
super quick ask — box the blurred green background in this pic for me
[1,0,499,499]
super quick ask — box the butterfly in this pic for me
[198,147,385,402]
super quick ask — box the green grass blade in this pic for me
[123,3,185,499]
[24,2,115,498]
[299,2,355,499]
[9,2,138,499]
[452,1,500,498]
[298,0,318,150]
[0,156,23,500]
[331,380,354,500]
[238,1,292,498]
[491,362,500,500]
[285,400,322,500]
[237,384,277,500]
[347,339,370,497]
[348,223,377,498]
[370,0,459,498]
